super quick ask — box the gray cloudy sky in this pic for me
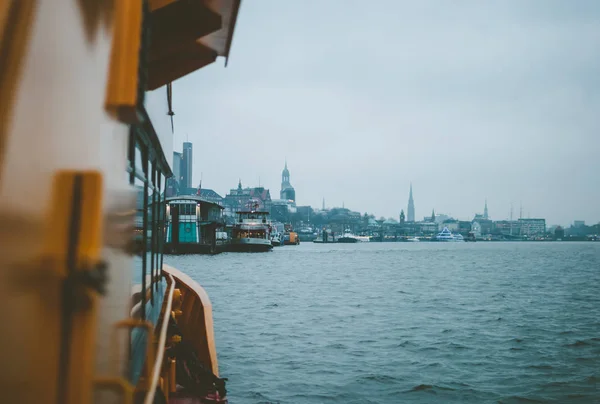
[171,0,600,226]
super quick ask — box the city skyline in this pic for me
[172,146,589,226]
[170,1,600,225]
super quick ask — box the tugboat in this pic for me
[283,231,300,245]
[229,202,273,252]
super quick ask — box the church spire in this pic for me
[484,199,489,219]
[407,182,415,222]
[280,160,295,202]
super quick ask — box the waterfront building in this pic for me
[472,221,482,238]
[418,221,438,235]
[434,213,453,224]
[442,219,459,232]
[493,220,521,237]
[474,219,493,236]
[223,180,272,216]
[458,220,472,235]
[518,218,546,237]
[196,188,224,205]
[270,198,297,222]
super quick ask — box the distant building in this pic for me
[475,219,493,236]
[442,219,459,232]
[165,177,179,197]
[493,220,520,236]
[458,221,472,235]
[554,226,565,240]
[270,198,296,222]
[173,151,182,184]
[574,220,585,227]
[423,209,435,223]
[407,183,415,222]
[434,213,452,224]
[518,218,546,237]
[399,209,405,225]
[280,161,296,203]
[181,142,193,188]
[418,222,438,235]
[471,221,482,238]
[196,188,223,205]
[223,180,272,216]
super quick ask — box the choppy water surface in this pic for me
[166,242,600,403]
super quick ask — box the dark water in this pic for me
[166,242,600,403]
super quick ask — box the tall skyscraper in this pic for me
[484,199,489,220]
[181,142,193,189]
[407,183,415,222]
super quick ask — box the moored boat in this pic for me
[465,231,477,242]
[337,230,359,243]
[434,227,465,242]
[283,231,300,245]
[229,207,273,252]
[271,231,282,247]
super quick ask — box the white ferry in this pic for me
[434,227,465,242]
[229,204,273,252]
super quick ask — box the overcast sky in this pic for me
[171,0,600,226]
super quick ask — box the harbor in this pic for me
[2,2,597,404]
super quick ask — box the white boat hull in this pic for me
[229,238,273,252]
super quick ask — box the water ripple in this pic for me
[167,242,600,403]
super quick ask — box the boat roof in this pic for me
[166,195,224,209]
[147,0,242,90]
[236,210,270,215]
[236,224,268,230]
[198,0,242,66]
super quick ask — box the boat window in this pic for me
[155,173,163,274]
[146,162,154,302]
[249,230,265,238]
[134,143,144,176]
